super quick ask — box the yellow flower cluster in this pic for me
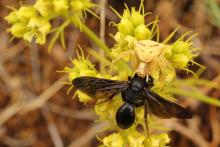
[5,0,95,45]
[101,131,170,147]
[165,39,198,70]
[111,3,200,90]
[5,6,51,44]
[64,47,171,146]
[111,5,151,59]
[64,53,98,103]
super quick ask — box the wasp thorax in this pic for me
[134,40,164,63]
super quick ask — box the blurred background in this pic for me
[0,0,220,147]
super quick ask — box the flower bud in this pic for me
[34,0,54,18]
[77,91,93,103]
[127,131,145,147]
[4,11,19,24]
[114,32,124,43]
[125,35,136,49]
[24,17,51,44]
[117,19,134,35]
[171,54,189,69]
[163,45,173,59]
[17,6,37,21]
[95,102,109,119]
[134,24,151,40]
[145,133,170,147]
[162,66,176,83]
[53,0,69,14]
[172,41,191,54]
[130,8,145,26]
[79,69,96,76]
[122,9,131,19]
[70,0,84,12]
[8,22,27,38]
[68,71,78,82]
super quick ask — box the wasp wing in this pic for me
[72,76,129,99]
[144,88,192,119]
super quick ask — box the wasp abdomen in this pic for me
[116,102,135,129]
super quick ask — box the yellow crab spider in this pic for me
[112,39,167,78]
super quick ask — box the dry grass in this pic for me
[0,0,219,147]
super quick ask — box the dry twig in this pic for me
[68,123,107,147]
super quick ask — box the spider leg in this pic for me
[96,93,117,105]
[110,50,134,73]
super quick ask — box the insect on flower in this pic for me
[72,73,193,130]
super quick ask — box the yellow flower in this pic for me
[117,18,134,35]
[145,133,170,147]
[103,133,124,147]
[17,6,37,21]
[135,107,144,125]
[127,131,146,147]
[23,17,51,44]
[163,45,173,59]
[130,8,145,26]
[134,24,151,40]
[170,54,189,69]
[53,0,69,14]
[4,10,19,24]
[34,0,54,18]
[172,41,192,54]
[70,0,84,12]
[64,51,99,103]
[7,22,27,38]
[95,96,122,121]
[65,58,97,82]
[77,91,93,103]
[69,0,95,13]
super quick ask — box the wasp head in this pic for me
[130,74,146,91]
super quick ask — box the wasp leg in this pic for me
[144,100,151,141]
[96,93,118,105]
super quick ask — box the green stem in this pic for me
[70,17,111,57]
[69,17,132,75]
[48,20,70,53]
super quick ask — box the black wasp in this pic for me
[72,73,192,129]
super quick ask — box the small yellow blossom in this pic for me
[34,0,54,18]
[17,6,37,21]
[4,11,19,24]
[95,95,123,121]
[69,0,95,13]
[170,54,189,69]
[7,22,27,38]
[53,0,69,14]
[145,133,170,147]
[127,130,146,147]
[23,17,51,44]
[134,24,151,40]
[118,18,134,35]
[130,8,145,26]
[103,133,124,147]
[64,51,100,103]
[70,0,84,12]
